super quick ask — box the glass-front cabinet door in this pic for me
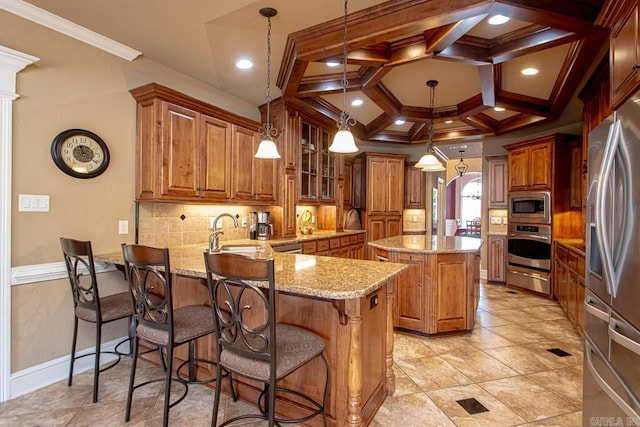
[299,118,337,203]
[320,130,335,200]
[300,121,318,200]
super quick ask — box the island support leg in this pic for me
[345,300,363,427]
[385,279,395,395]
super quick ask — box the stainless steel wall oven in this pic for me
[507,223,552,295]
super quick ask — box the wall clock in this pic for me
[50,129,110,179]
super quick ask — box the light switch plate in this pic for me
[18,194,50,212]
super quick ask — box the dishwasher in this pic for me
[272,243,303,254]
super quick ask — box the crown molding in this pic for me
[0,0,141,61]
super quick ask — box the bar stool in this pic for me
[121,244,234,427]
[203,251,329,427]
[60,237,134,403]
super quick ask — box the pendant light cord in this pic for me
[264,14,273,135]
[428,82,435,153]
[340,0,348,123]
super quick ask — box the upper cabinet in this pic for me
[365,154,405,216]
[610,1,640,109]
[404,163,426,209]
[506,138,553,191]
[487,156,507,208]
[299,118,336,204]
[131,83,275,204]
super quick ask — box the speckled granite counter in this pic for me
[368,234,483,254]
[96,240,405,426]
[95,240,405,299]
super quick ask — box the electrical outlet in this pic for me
[502,217,508,224]
[118,220,129,235]
[490,217,500,224]
[412,215,418,223]
[241,217,247,227]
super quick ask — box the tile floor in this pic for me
[0,282,584,426]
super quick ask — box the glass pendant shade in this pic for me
[329,125,358,153]
[415,79,444,172]
[255,135,281,159]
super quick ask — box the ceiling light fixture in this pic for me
[455,150,468,177]
[326,61,340,67]
[445,119,453,124]
[329,0,358,153]
[395,119,405,125]
[416,80,445,172]
[521,67,539,75]
[494,106,505,112]
[488,14,510,25]
[254,7,281,159]
[351,99,363,107]
[235,58,253,70]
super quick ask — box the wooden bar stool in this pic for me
[204,251,329,427]
[60,237,134,403]
[121,244,234,427]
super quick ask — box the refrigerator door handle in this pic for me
[585,340,640,419]
[610,319,640,357]
[585,295,610,323]
[595,119,619,297]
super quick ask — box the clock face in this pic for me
[51,129,110,178]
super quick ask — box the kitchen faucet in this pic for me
[209,213,239,252]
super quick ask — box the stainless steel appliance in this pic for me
[506,223,551,295]
[508,191,551,224]
[583,96,640,424]
[252,211,273,240]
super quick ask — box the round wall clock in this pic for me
[50,129,110,179]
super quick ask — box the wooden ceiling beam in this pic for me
[425,15,488,53]
[478,64,496,106]
[496,91,550,116]
[362,83,403,116]
[491,1,604,34]
[364,113,396,139]
[489,28,582,63]
[462,113,497,133]
[296,72,362,97]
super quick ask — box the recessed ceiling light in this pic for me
[235,58,253,70]
[395,119,405,125]
[445,120,453,124]
[494,107,505,112]
[351,99,364,107]
[521,67,539,76]
[488,15,510,25]
[326,61,340,67]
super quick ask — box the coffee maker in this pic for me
[250,211,273,240]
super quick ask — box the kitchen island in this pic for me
[369,235,482,335]
[96,242,406,427]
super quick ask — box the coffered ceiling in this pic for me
[11,0,608,157]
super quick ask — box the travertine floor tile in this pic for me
[530,411,582,426]
[371,392,456,427]
[487,324,550,345]
[394,331,437,361]
[396,356,472,391]
[426,383,526,427]
[527,366,583,406]
[463,327,516,349]
[440,349,519,383]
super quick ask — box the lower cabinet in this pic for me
[487,235,506,283]
[378,248,479,335]
[553,241,586,334]
[301,233,365,259]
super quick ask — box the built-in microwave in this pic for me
[508,191,551,224]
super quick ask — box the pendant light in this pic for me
[455,150,469,177]
[255,7,281,159]
[415,80,445,172]
[328,0,358,153]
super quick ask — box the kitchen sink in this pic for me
[219,244,263,253]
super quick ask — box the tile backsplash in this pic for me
[137,203,252,247]
[403,209,426,231]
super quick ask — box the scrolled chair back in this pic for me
[204,252,276,363]
[121,244,173,336]
[60,238,99,311]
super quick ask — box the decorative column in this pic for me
[0,45,39,402]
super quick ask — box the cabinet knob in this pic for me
[633,64,640,71]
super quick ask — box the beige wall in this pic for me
[0,11,259,372]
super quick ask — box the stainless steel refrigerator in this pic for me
[584,93,640,425]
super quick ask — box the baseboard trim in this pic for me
[9,336,126,400]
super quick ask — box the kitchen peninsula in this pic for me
[369,235,482,335]
[95,243,407,427]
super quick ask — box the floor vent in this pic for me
[547,348,571,357]
[456,398,489,415]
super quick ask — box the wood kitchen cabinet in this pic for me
[610,0,640,109]
[130,83,270,204]
[487,234,506,283]
[553,241,586,335]
[404,163,426,209]
[506,138,553,191]
[487,156,507,208]
[230,125,277,203]
[360,153,406,257]
[299,118,336,204]
[394,252,426,331]
[299,233,365,259]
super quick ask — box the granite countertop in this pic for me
[555,238,586,254]
[368,235,483,254]
[95,240,406,300]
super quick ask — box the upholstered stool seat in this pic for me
[75,292,133,323]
